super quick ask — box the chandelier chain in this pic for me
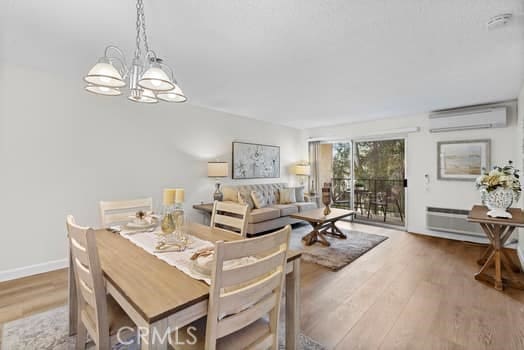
[134,0,143,59]
[139,0,150,54]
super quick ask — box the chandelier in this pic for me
[83,0,187,104]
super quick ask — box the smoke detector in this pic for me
[486,13,513,30]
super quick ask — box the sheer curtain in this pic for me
[308,141,321,195]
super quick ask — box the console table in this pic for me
[467,205,524,291]
[193,203,213,224]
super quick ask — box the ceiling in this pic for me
[2,0,524,128]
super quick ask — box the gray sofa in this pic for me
[221,183,318,235]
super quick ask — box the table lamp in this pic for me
[208,162,228,201]
[295,164,311,186]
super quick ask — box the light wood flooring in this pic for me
[1,222,523,349]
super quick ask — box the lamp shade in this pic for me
[208,162,228,178]
[156,85,187,103]
[128,88,158,104]
[84,84,122,96]
[84,62,126,88]
[295,164,311,176]
[138,66,175,91]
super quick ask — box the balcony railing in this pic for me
[330,177,405,225]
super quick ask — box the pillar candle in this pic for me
[175,188,185,203]
[163,188,177,206]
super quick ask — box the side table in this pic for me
[467,205,524,291]
[193,203,213,225]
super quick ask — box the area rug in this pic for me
[2,306,325,350]
[290,224,388,271]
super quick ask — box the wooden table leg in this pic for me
[302,222,330,246]
[140,319,169,350]
[322,221,347,239]
[286,258,301,350]
[477,245,494,266]
[501,249,522,273]
[474,224,520,291]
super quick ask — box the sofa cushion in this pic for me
[237,192,254,210]
[250,190,267,209]
[279,188,296,204]
[248,207,280,224]
[294,202,317,212]
[294,187,305,202]
[222,186,238,202]
[271,204,299,216]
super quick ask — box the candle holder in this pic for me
[160,204,176,235]
[173,202,188,242]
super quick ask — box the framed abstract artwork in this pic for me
[437,139,490,181]
[232,142,280,179]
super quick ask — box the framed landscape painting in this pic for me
[232,142,280,179]
[437,139,490,181]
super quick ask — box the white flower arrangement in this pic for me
[475,160,521,196]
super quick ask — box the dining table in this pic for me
[68,223,302,350]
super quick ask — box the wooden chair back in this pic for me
[210,201,249,238]
[205,225,291,350]
[99,197,153,227]
[66,215,110,348]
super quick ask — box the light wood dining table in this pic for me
[68,223,302,350]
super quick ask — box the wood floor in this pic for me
[1,222,523,349]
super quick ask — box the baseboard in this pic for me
[518,245,524,270]
[0,258,68,283]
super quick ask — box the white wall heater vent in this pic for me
[429,106,507,133]
[426,207,484,237]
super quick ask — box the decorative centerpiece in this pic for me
[322,185,332,216]
[476,161,521,218]
[161,189,177,235]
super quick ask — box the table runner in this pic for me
[119,229,214,284]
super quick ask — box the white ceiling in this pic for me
[2,0,524,128]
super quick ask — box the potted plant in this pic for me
[476,160,521,218]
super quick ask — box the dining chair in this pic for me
[99,197,153,227]
[67,215,134,350]
[388,186,404,223]
[209,201,249,238]
[173,224,292,350]
[367,191,388,222]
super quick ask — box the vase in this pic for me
[322,187,331,216]
[484,187,514,219]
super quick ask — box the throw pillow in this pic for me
[222,186,238,202]
[294,187,305,202]
[237,192,254,210]
[250,190,267,209]
[279,188,296,204]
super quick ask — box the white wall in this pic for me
[302,102,519,242]
[0,63,302,280]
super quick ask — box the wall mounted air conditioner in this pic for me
[429,106,507,133]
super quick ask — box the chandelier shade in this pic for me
[138,66,175,91]
[128,88,158,103]
[84,62,126,88]
[84,84,122,96]
[156,85,187,103]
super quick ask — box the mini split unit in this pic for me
[428,106,507,133]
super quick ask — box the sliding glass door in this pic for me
[311,138,406,228]
[353,139,406,227]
